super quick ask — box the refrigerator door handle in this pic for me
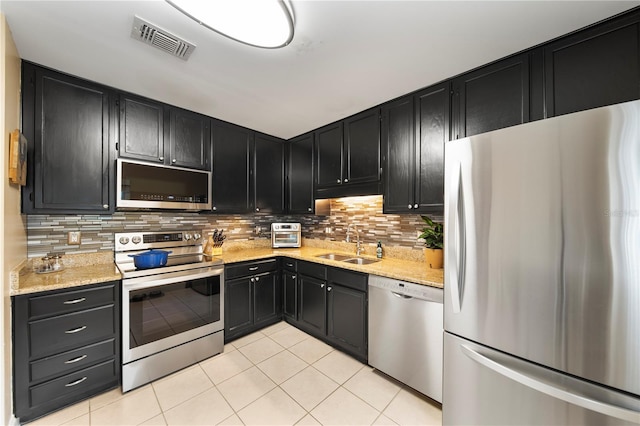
[447,165,466,313]
[460,344,640,423]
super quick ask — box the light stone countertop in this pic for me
[12,242,443,296]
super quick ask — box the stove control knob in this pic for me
[193,233,201,241]
[119,237,130,245]
[184,233,192,241]
[131,236,142,244]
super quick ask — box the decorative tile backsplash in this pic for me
[26,195,443,258]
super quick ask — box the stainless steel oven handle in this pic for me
[123,267,224,290]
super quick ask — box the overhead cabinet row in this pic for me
[20,7,640,215]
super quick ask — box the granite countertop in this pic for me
[12,242,443,296]
[217,246,444,289]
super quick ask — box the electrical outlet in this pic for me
[325,227,332,234]
[68,231,81,245]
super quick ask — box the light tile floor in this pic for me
[28,321,442,426]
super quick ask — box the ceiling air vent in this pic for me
[131,16,195,60]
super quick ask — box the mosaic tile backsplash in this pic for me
[26,195,443,258]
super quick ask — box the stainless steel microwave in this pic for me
[116,159,212,211]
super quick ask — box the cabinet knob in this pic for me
[327,286,332,292]
[414,203,419,209]
[308,207,312,212]
[408,204,413,209]
[172,159,177,163]
[321,284,325,288]
[344,179,349,183]
[255,276,260,282]
[102,204,109,209]
[336,179,341,184]
[250,277,255,283]
[212,206,217,211]
[292,275,296,279]
[159,157,164,162]
[256,207,260,212]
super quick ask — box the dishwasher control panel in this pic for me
[368,275,443,303]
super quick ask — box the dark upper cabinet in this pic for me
[287,133,315,214]
[21,63,113,214]
[119,95,210,170]
[382,83,448,214]
[118,93,165,164]
[544,11,640,117]
[451,53,530,139]
[315,108,381,198]
[315,122,343,188]
[210,120,252,213]
[254,133,285,214]
[168,107,210,170]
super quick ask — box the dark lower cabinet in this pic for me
[224,259,281,342]
[282,259,298,321]
[292,261,368,362]
[21,62,114,214]
[12,281,120,423]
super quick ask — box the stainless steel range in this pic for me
[115,230,224,392]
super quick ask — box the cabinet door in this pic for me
[544,13,640,117]
[452,53,530,138]
[254,133,284,214]
[343,107,381,185]
[327,284,367,360]
[298,275,326,336]
[211,120,252,213]
[225,277,253,335]
[27,66,112,213]
[253,272,280,325]
[169,107,210,170]
[382,95,415,213]
[118,93,165,163]
[287,133,314,214]
[282,270,298,321]
[415,83,449,214]
[315,122,343,187]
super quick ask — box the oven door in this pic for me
[272,231,301,248]
[122,266,224,364]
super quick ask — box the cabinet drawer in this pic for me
[298,261,327,280]
[28,284,116,319]
[282,258,297,271]
[30,359,116,408]
[226,258,278,280]
[328,268,367,292]
[29,305,115,358]
[30,339,116,384]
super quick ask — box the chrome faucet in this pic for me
[346,224,363,256]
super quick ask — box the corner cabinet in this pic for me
[287,133,315,214]
[12,281,121,423]
[382,83,449,214]
[118,94,210,170]
[21,63,114,214]
[315,108,381,199]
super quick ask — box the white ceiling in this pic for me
[2,1,638,139]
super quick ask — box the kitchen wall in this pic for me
[26,195,442,258]
[2,12,26,425]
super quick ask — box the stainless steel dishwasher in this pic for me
[368,275,443,403]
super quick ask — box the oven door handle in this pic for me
[123,267,224,290]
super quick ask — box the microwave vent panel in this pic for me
[131,16,195,60]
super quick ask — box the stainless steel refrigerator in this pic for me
[443,100,640,425]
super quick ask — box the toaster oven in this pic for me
[271,223,301,248]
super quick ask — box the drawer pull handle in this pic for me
[286,263,294,267]
[63,298,86,305]
[248,267,259,271]
[64,355,88,364]
[65,377,87,387]
[65,325,87,334]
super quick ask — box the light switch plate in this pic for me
[68,231,81,245]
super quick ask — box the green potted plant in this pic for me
[419,215,444,269]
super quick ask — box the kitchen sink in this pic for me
[315,253,353,261]
[342,257,381,265]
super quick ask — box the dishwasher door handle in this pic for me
[391,291,413,299]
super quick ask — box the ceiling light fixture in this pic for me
[165,0,294,49]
